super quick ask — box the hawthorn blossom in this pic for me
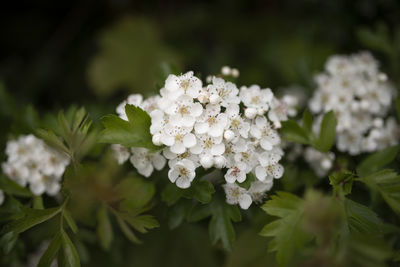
[168,159,196,189]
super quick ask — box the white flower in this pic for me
[224,162,247,183]
[164,95,203,128]
[195,104,228,138]
[207,77,240,107]
[163,148,200,168]
[130,148,166,177]
[255,163,284,182]
[250,116,280,150]
[225,104,250,140]
[248,180,273,203]
[2,135,70,196]
[304,147,335,177]
[190,134,225,168]
[160,124,197,154]
[223,183,252,209]
[168,159,196,189]
[164,71,202,99]
[268,95,298,128]
[112,144,130,164]
[240,85,273,117]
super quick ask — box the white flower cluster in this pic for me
[112,71,295,209]
[2,135,70,196]
[304,147,335,177]
[309,51,400,155]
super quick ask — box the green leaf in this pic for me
[237,173,256,190]
[116,217,141,244]
[357,24,392,55]
[35,129,69,154]
[100,105,159,151]
[0,231,18,254]
[280,120,310,144]
[260,192,311,266]
[38,232,62,267]
[191,180,215,204]
[96,205,113,250]
[63,210,78,234]
[329,171,355,196]
[115,176,155,211]
[359,169,400,215]
[33,196,44,209]
[124,214,159,233]
[59,229,80,267]
[161,180,215,206]
[302,109,313,135]
[0,175,33,197]
[189,194,241,251]
[357,145,399,177]
[314,111,337,152]
[167,199,192,229]
[161,183,185,206]
[396,96,400,122]
[344,199,382,234]
[1,206,62,235]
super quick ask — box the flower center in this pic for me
[179,167,189,176]
[175,134,183,142]
[178,106,189,115]
[204,139,213,148]
[207,117,217,125]
[231,119,240,128]
[181,80,190,91]
[251,96,260,104]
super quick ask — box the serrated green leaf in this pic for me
[100,105,160,151]
[124,214,159,233]
[60,229,80,267]
[38,232,62,267]
[357,146,399,177]
[96,205,113,250]
[188,194,241,251]
[260,192,311,266]
[329,171,354,196]
[314,111,337,152]
[344,199,382,234]
[359,169,400,215]
[1,206,62,235]
[191,180,215,204]
[0,175,33,197]
[35,129,69,154]
[281,120,310,144]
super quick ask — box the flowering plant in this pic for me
[1,51,400,267]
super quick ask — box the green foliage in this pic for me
[281,110,337,152]
[97,205,113,250]
[38,232,62,267]
[329,170,355,196]
[356,145,399,177]
[1,206,62,235]
[343,199,382,234]
[87,17,179,97]
[260,192,311,266]
[358,169,400,215]
[161,179,215,206]
[36,107,96,166]
[100,104,159,151]
[189,194,242,251]
[0,175,33,197]
[58,229,81,267]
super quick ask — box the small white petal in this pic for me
[183,133,197,148]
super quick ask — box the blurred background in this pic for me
[1,0,400,113]
[1,1,400,266]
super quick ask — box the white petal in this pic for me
[255,166,266,181]
[260,138,273,151]
[191,102,203,117]
[138,164,154,177]
[211,143,225,156]
[152,154,166,170]
[161,135,175,146]
[190,143,203,154]
[176,177,191,189]
[273,164,284,179]
[168,169,179,182]
[200,155,214,169]
[239,194,252,209]
[183,133,197,148]
[170,142,186,154]
[195,122,209,134]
